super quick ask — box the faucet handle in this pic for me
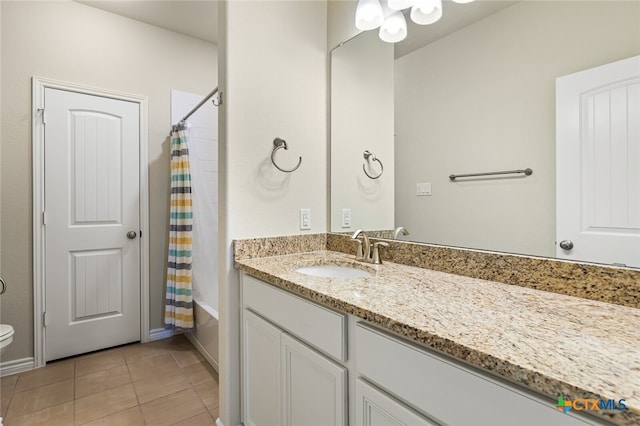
[371,241,389,264]
[351,238,364,259]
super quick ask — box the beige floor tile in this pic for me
[14,361,75,392]
[171,410,215,426]
[75,365,131,399]
[74,383,138,424]
[181,360,217,386]
[132,370,191,404]
[126,352,180,382]
[0,374,19,392]
[1,374,18,417]
[209,407,220,421]
[78,406,145,426]
[194,380,219,412]
[75,348,126,377]
[171,347,204,367]
[3,401,74,426]
[140,388,206,426]
[123,335,189,363]
[1,391,11,418]
[5,379,73,419]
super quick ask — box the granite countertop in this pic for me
[235,250,640,426]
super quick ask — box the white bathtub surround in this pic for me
[186,300,219,372]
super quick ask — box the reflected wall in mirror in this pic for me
[330,0,640,266]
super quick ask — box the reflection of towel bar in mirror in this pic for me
[271,137,302,173]
[363,150,384,179]
[449,168,533,181]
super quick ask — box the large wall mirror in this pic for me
[330,0,640,267]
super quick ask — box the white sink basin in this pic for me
[295,264,371,278]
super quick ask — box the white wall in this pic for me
[218,1,327,424]
[395,0,640,257]
[0,0,217,362]
[331,30,394,232]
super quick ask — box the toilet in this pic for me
[0,324,14,355]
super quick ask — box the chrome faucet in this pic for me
[351,229,370,261]
[351,229,389,264]
[394,226,410,239]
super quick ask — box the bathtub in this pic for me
[186,300,219,372]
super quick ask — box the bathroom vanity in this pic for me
[235,243,639,426]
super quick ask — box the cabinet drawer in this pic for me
[355,323,598,426]
[243,274,347,361]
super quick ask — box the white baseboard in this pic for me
[0,357,35,377]
[148,328,173,342]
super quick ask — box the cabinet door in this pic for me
[281,333,347,426]
[243,310,282,426]
[356,379,439,426]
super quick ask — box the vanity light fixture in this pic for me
[355,0,384,30]
[355,0,474,43]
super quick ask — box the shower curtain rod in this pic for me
[172,87,219,129]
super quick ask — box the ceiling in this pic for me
[74,0,518,56]
[75,0,219,44]
[395,0,519,58]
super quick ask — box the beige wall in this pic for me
[395,0,640,257]
[217,1,327,424]
[0,0,217,362]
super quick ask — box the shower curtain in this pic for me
[164,127,194,330]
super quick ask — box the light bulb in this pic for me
[355,0,384,31]
[387,0,414,10]
[410,0,442,25]
[379,11,407,43]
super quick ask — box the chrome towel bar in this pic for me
[449,168,533,181]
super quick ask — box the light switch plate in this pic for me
[416,182,432,196]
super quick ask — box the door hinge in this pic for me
[37,108,46,124]
[43,311,49,327]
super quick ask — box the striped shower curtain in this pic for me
[164,127,194,330]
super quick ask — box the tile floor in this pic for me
[0,335,219,425]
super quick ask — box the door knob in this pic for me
[127,231,137,240]
[559,240,574,250]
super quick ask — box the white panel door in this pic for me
[355,379,438,426]
[242,309,282,426]
[281,333,347,426]
[44,88,141,361]
[557,55,640,267]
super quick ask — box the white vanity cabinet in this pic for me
[241,273,609,426]
[355,378,438,426]
[355,323,607,426]
[241,274,348,426]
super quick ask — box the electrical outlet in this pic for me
[300,208,311,230]
[341,208,351,228]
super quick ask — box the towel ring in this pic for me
[271,138,302,173]
[0,277,6,295]
[362,150,383,179]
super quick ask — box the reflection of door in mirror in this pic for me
[330,30,395,233]
[556,55,640,268]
